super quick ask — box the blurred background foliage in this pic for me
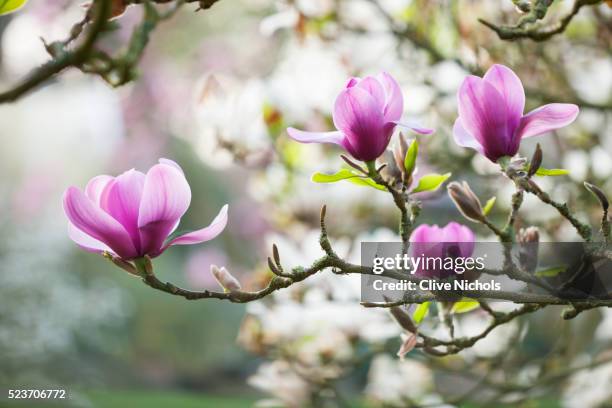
[0,0,611,407]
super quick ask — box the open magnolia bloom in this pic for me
[453,64,579,163]
[287,72,433,162]
[63,159,228,261]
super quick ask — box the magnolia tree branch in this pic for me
[104,161,612,361]
[479,0,603,41]
[502,160,593,241]
[0,0,218,104]
[99,136,612,358]
[128,189,611,308]
[125,0,219,6]
[0,0,112,103]
[366,161,415,254]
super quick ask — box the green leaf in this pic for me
[483,197,496,216]
[311,169,359,183]
[348,177,387,191]
[451,298,480,314]
[412,301,430,324]
[411,173,451,193]
[535,266,566,277]
[404,139,418,178]
[0,0,27,15]
[535,168,569,177]
[311,169,386,191]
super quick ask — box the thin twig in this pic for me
[479,0,602,41]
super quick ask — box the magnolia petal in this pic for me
[85,175,114,205]
[158,158,184,174]
[409,224,445,259]
[63,187,137,259]
[333,87,384,135]
[517,103,579,139]
[286,128,346,146]
[452,118,483,153]
[138,163,191,227]
[410,222,475,278]
[441,221,475,259]
[68,222,112,254]
[333,86,387,160]
[393,120,435,135]
[99,169,146,247]
[356,76,386,107]
[138,162,192,256]
[458,76,513,160]
[378,72,404,123]
[483,64,525,127]
[164,204,229,251]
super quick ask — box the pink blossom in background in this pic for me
[12,168,58,221]
[63,159,228,260]
[287,72,433,162]
[409,222,475,278]
[230,199,270,241]
[453,64,579,162]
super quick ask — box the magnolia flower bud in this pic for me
[518,226,540,244]
[447,181,485,223]
[514,0,531,13]
[211,265,241,292]
[393,134,409,171]
[393,134,417,186]
[584,182,609,211]
[389,305,417,333]
[518,227,539,273]
[528,143,542,177]
[377,150,402,184]
[397,332,417,359]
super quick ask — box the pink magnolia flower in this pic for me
[453,64,579,163]
[287,72,433,162]
[63,159,228,260]
[409,222,475,278]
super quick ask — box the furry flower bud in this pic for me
[447,181,485,223]
[211,265,242,292]
[518,227,539,273]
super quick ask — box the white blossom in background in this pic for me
[365,354,436,406]
[563,150,590,182]
[259,7,299,37]
[590,146,612,179]
[456,313,524,359]
[248,360,313,408]
[0,80,123,179]
[1,4,85,77]
[567,56,612,105]
[193,73,270,168]
[594,308,612,341]
[267,37,349,124]
[563,359,612,408]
